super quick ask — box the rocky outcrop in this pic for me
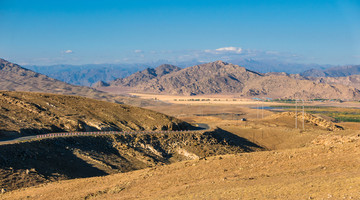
[270,112,343,131]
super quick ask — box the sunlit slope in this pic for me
[0,91,189,139]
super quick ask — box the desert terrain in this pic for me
[1,90,360,199]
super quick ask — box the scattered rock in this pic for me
[270,112,343,131]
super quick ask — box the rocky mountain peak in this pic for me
[155,64,181,76]
[213,60,228,66]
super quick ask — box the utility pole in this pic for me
[295,99,298,129]
[302,99,305,130]
[261,99,264,119]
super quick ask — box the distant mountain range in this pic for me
[301,65,360,77]
[103,61,360,100]
[228,59,330,74]
[4,58,360,100]
[25,59,332,87]
[25,63,150,87]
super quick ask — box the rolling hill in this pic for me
[0,91,189,140]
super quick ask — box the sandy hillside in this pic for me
[2,133,360,200]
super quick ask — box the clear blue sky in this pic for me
[0,0,360,65]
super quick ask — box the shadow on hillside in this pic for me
[191,123,210,131]
[0,127,65,141]
[0,140,108,180]
[206,127,265,152]
[0,123,110,141]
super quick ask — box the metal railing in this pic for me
[36,129,194,139]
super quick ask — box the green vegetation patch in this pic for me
[270,105,360,123]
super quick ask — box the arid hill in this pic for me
[0,58,161,107]
[0,91,189,140]
[108,61,360,100]
[110,64,181,87]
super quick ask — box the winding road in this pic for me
[0,123,210,145]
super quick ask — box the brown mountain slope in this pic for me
[0,58,105,96]
[110,64,181,87]
[109,61,360,99]
[0,59,161,107]
[0,91,189,140]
